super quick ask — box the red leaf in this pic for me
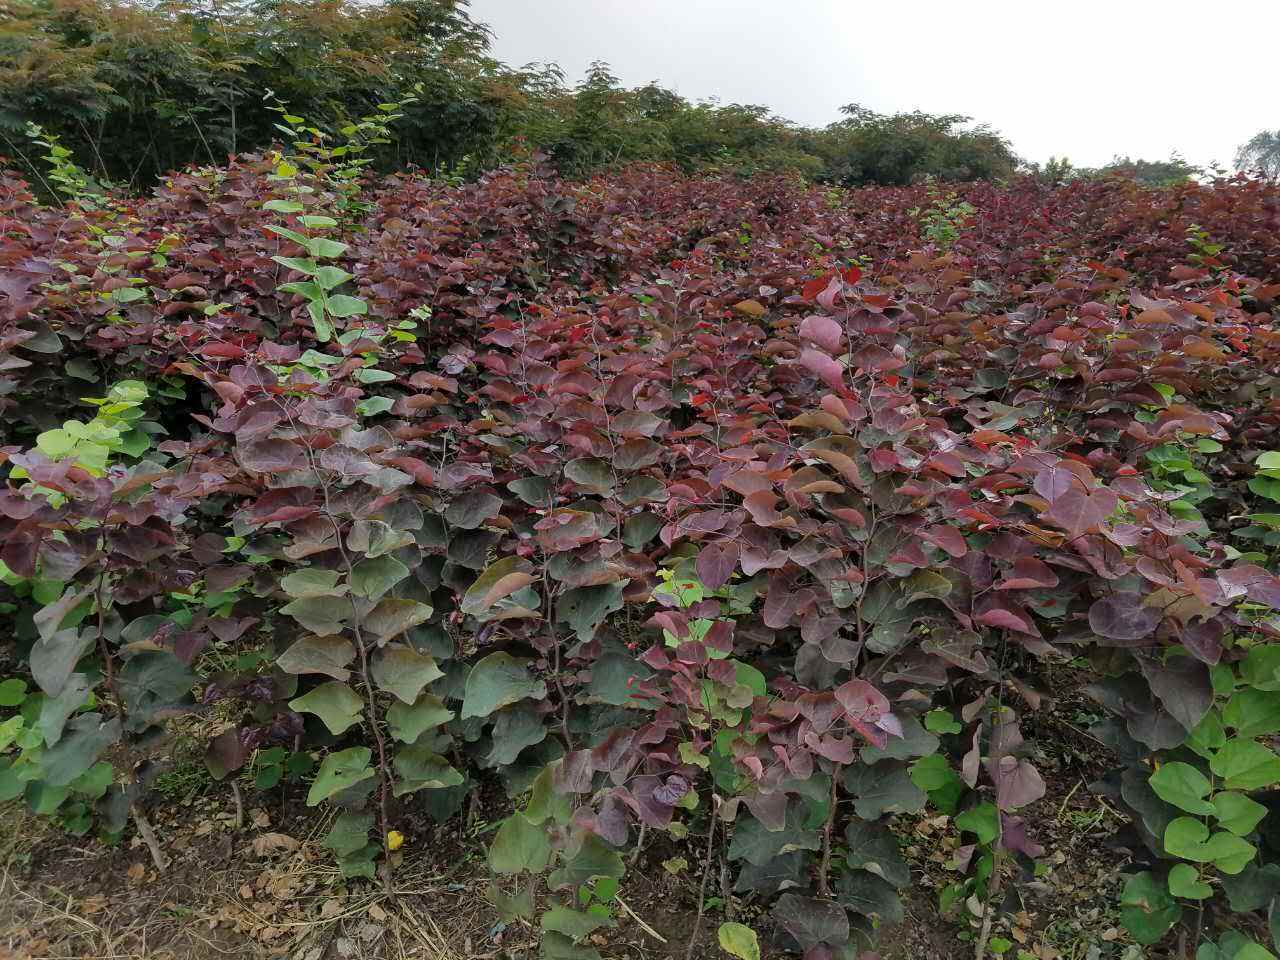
[798,348,845,392]
[695,542,738,591]
[798,314,843,353]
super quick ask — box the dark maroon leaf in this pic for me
[1089,593,1162,641]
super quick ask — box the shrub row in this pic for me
[3,157,1280,956]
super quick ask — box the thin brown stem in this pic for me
[974,845,1004,960]
[94,564,124,722]
[817,763,841,897]
[719,856,734,921]
[230,779,244,830]
[628,822,648,867]
[685,796,718,960]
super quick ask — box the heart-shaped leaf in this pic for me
[371,644,443,704]
[1149,762,1215,815]
[306,747,373,806]
[717,922,760,960]
[387,694,453,744]
[289,682,363,735]
[488,813,550,874]
[462,652,547,719]
[1168,863,1211,900]
[277,635,355,681]
[1211,740,1280,791]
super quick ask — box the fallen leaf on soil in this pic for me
[251,832,300,856]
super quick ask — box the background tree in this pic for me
[816,103,1018,186]
[1091,154,1199,186]
[1,0,1027,188]
[1237,129,1280,179]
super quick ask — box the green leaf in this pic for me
[1234,941,1278,960]
[29,628,94,698]
[393,745,463,795]
[1149,762,1215,815]
[363,598,433,641]
[1164,817,1257,873]
[118,651,194,728]
[843,761,926,819]
[306,237,349,259]
[485,703,548,766]
[349,555,409,601]
[548,834,625,890]
[1224,688,1280,738]
[542,907,612,941]
[276,635,355,682]
[1120,871,1181,945]
[955,802,1000,845]
[38,673,91,745]
[0,678,28,706]
[40,714,120,786]
[1202,830,1257,874]
[717,922,760,960]
[70,760,112,799]
[323,811,374,857]
[556,583,625,644]
[371,644,443,704]
[843,819,910,886]
[461,556,538,620]
[924,709,962,735]
[1243,646,1280,691]
[586,649,652,706]
[525,764,572,826]
[910,753,958,791]
[263,199,305,213]
[726,805,819,866]
[306,747,374,806]
[1168,863,1212,900]
[1187,710,1227,759]
[564,457,614,495]
[0,717,24,753]
[325,295,368,318]
[314,265,353,290]
[1249,477,1280,502]
[280,596,350,634]
[271,255,317,275]
[461,652,547,719]
[541,931,602,960]
[267,224,310,245]
[288,682,363,735]
[488,881,535,922]
[387,694,453,744]
[1165,817,1212,861]
[356,395,393,417]
[1212,791,1267,836]
[1211,739,1280,791]
[860,715,938,763]
[1223,864,1280,912]
[488,813,550,874]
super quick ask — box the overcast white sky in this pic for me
[468,0,1277,171]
